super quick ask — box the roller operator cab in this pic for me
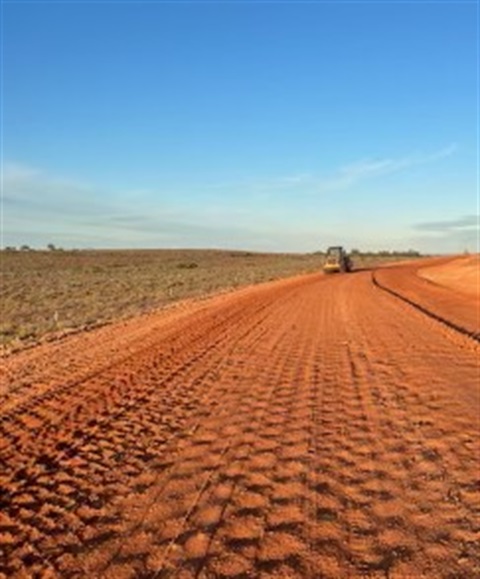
[323,246,352,274]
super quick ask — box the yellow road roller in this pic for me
[323,246,352,273]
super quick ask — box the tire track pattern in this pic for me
[1,268,479,578]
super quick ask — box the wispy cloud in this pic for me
[202,143,459,195]
[1,144,465,252]
[260,173,313,190]
[3,161,41,182]
[412,214,477,233]
[317,143,458,192]
[408,213,478,254]
[2,161,287,249]
[3,161,108,216]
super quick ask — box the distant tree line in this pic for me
[3,245,32,251]
[313,248,422,257]
[3,243,64,252]
[3,245,423,257]
[349,249,421,257]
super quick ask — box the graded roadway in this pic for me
[1,257,478,578]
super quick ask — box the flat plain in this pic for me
[0,249,403,350]
[1,249,324,349]
[0,254,478,578]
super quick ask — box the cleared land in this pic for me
[1,249,324,347]
[0,249,409,349]
[0,256,478,578]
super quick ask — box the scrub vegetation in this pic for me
[1,248,421,347]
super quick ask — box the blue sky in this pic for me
[2,0,478,252]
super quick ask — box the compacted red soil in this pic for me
[1,258,479,578]
[418,255,479,298]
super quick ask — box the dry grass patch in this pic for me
[1,249,322,347]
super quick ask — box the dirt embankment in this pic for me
[373,256,479,339]
[418,255,479,298]
[0,259,478,578]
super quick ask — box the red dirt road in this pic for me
[1,259,479,578]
